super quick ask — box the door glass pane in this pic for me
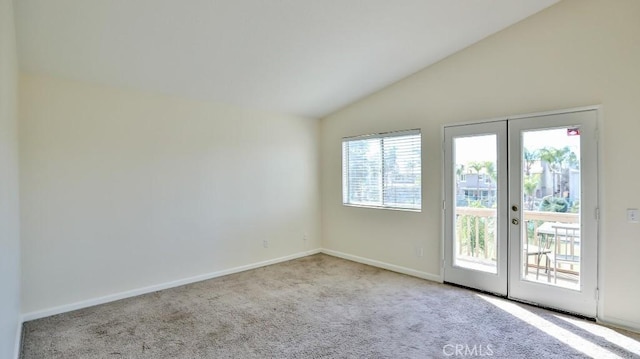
[453,135,498,274]
[521,128,581,290]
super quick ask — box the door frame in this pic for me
[440,105,602,318]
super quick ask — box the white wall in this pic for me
[0,0,21,357]
[321,0,640,330]
[20,74,320,314]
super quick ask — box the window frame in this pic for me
[342,129,422,212]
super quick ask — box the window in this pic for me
[342,129,421,210]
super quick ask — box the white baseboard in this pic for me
[22,249,321,322]
[19,246,639,339]
[320,248,442,283]
[598,315,640,334]
[14,319,22,359]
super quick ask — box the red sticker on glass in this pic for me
[567,128,580,136]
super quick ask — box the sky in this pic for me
[454,128,580,166]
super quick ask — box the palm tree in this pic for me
[455,164,465,184]
[524,174,540,210]
[483,161,497,182]
[539,146,577,196]
[523,148,539,176]
[468,161,485,203]
[483,161,497,205]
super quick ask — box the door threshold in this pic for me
[444,281,595,322]
[444,281,507,298]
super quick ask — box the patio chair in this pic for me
[549,224,580,283]
[524,221,552,280]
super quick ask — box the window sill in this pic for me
[342,203,422,213]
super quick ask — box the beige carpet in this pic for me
[21,254,640,358]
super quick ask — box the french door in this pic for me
[443,109,598,317]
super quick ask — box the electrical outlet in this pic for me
[627,208,639,223]
[416,247,424,257]
[303,233,308,241]
[263,240,269,248]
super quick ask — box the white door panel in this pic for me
[507,110,598,317]
[443,121,508,296]
[443,109,598,317]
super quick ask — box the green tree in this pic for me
[539,146,578,196]
[483,161,497,182]
[523,174,540,210]
[523,148,540,176]
[455,164,465,183]
[539,195,569,212]
[483,161,497,205]
[468,161,485,203]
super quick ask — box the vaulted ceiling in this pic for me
[15,0,559,118]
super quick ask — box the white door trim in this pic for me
[441,105,601,318]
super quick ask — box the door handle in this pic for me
[512,218,519,225]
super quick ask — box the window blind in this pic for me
[342,130,421,210]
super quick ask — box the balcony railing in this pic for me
[455,207,579,261]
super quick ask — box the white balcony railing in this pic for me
[454,207,579,261]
